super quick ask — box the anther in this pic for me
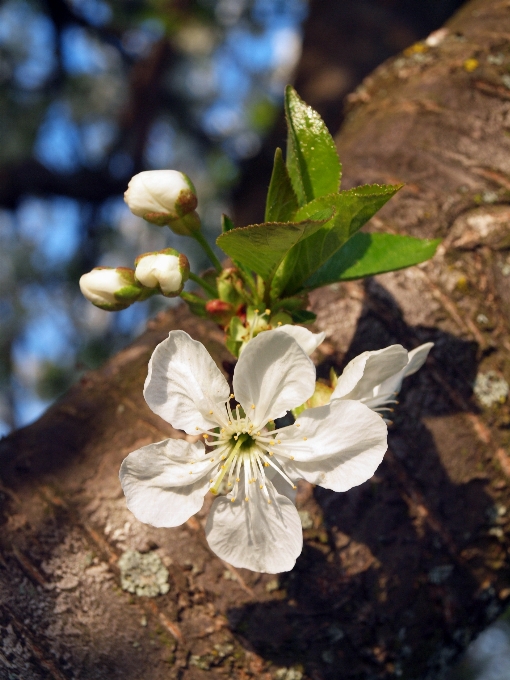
[264,462,269,467]
[209,479,213,483]
[189,471,193,474]
[245,497,249,502]
[236,477,240,482]
[251,404,255,409]
[195,427,199,430]
[209,410,213,415]
[260,485,263,489]
[269,452,274,456]
[231,497,236,502]
[303,437,307,441]
[292,485,297,489]
[295,423,300,427]
[277,321,282,326]
[230,394,234,399]
[277,440,281,444]
[203,434,208,439]
[270,440,275,445]
[268,500,271,504]
[265,309,270,315]
[290,456,294,460]
[254,309,259,313]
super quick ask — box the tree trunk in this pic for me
[2,1,510,679]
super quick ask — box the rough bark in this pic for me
[2,1,510,679]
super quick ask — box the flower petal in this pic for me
[367,342,434,409]
[144,330,230,432]
[273,325,326,356]
[205,481,303,573]
[120,438,214,527]
[279,400,387,492]
[233,330,315,426]
[331,345,409,401]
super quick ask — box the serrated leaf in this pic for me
[265,148,299,222]
[285,85,342,206]
[221,213,236,232]
[304,232,441,289]
[216,213,332,283]
[272,183,402,297]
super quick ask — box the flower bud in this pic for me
[134,248,189,297]
[217,268,245,307]
[124,170,197,226]
[205,299,235,326]
[79,267,143,311]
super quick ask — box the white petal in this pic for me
[205,482,302,573]
[233,330,315,426]
[125,170,193,217]
[332,345,409,401]
[120,438,213,527]
[279,400,387,492]
[369,342,434,408]
[404,342,434,377]
[266,463,297,504]
[135,253,182,294]
[273,325,326,356]
[144,330,230,432]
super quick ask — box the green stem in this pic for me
[192,231,223,273]
[188,272,218,298]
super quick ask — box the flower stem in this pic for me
[192,231,223,273]
[188,272,217,298]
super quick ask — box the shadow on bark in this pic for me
[226,280,494,680]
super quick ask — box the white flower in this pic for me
[79,267,142,311]
[272,324,326,356]
[135,248,189,297]
[124,170,197,226]
[120,330,387,573]
[331,343,434,416]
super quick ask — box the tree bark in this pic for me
[2,1,510,679]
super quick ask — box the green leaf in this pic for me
[216,212,333,283]
[285,85,342,205]
[221,213,236,232]
[290,309,317,324]
[265,148,299,222]
[272,183,402,297]
[304,232,441,289]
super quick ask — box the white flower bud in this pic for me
[79,267,142,311]
[134,248,190,297]
[124,170,197,226]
